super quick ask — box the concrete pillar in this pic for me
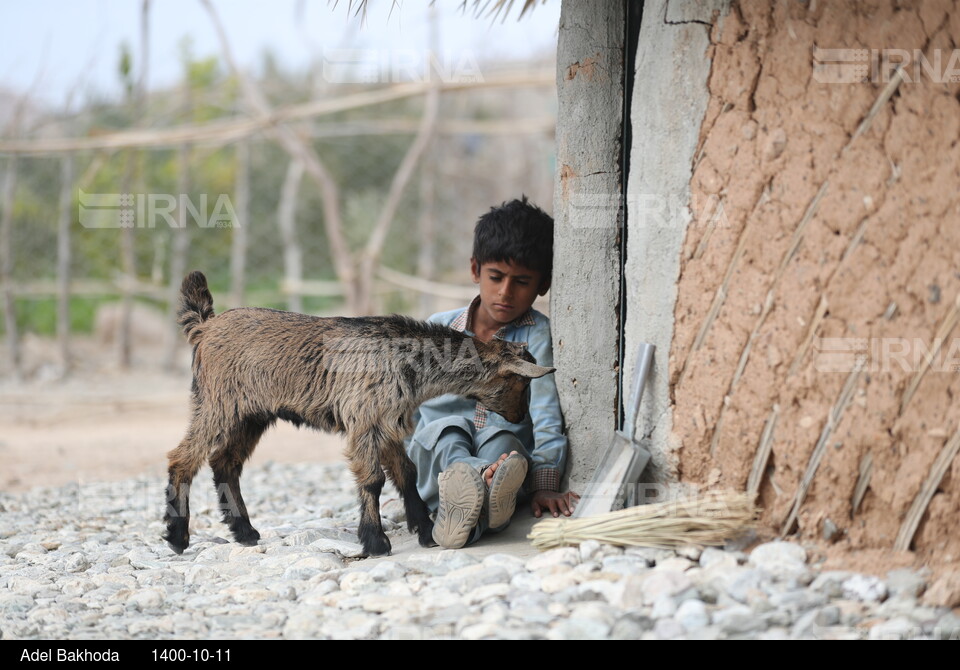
[552,0,625,491]
[623,0,728,483]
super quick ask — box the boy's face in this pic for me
[471,259,549,328]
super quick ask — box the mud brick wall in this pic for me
[671,0,960,565]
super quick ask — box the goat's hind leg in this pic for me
[164,437,205,554]
[383,445,435,548]
[346,429,391,556]
[209,417,268,546]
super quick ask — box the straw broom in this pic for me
[528,490,758,551]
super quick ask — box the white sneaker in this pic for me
[432,462,485,549]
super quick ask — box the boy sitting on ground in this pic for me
[405,197,579,549]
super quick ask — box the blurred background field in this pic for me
[0,0,559,490]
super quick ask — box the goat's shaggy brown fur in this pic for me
[163,271,554,556]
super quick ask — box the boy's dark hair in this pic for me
[472,196,554,286]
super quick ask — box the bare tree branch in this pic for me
[277,158,305,313]
[200,0,358,309]
[357,50,442,313]
[56,154,74,375]
[229,139,250,308]
[0,156,20,380]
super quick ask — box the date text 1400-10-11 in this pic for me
[153,649,231,662]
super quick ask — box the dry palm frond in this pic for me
[333,0,544,24]
[460,0,544,22]
[528,490,758,551]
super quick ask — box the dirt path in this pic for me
[0,370,346,493]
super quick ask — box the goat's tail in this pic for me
[178,271,215,346]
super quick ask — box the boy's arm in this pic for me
[527,314,569,516]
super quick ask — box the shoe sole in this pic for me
[433,462,485,549]
[487,453,528,529]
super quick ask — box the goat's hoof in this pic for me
[164,533,189,555]
[163,519,190,554]
[418,522,437,548]
[362,534,392,557]
[233,526,261,546]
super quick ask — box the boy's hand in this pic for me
[531,490,580,518]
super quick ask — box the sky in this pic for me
[0,0,560,109]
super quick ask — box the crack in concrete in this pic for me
[642,402,673,442]
[664,19,712,27]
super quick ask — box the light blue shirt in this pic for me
[404,298,568,491]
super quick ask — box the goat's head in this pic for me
[471,339,555,423]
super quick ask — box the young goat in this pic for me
[163,271,554,557]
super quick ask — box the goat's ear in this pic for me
[504,359,555,379]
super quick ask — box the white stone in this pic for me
[654,618,685,639]
[441,564,510,593]
[869,616,916,640]
[842,574,888,603]
[713,604,765,635]
[368,560,405,582]
[466,583,510,605]
[578,540,603,563]
[526,547,579,572]
[0,594,35,613]
[360,594,419,614]
[282,553,343,580]
[651,594,678,619]
[283,611,322,639]
[65,553,90,573]
[283,529,329,546]
[675,599,710,630]
[641,570,693,605]
[482,553,527,576]
[726,568,770,604]
[126,589,164,611]
[624,546,675,565]
[460,622,502,640]
[885,569,928,599]
[510,572,542,592]
[418,587,461,611]
[602,554,653,575]
[574,578,624,604]
[655,556,697,572]
[339,571,376,594]
[677,545,702,562]
[748,541,808,580]
[549,617,611,640]
[700,547,738,570]
[569,601,617,628]
[184,564,219,586]
[382,625,426,640]
[809,571,853,598]
[540,572,580,594]
[299,580,338,605]
[309,538,365,558]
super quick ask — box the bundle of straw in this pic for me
[528,490,758,551]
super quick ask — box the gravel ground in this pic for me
[1,461,958,640]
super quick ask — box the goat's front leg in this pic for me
[382,443,435,548]
[346,429,391,556]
